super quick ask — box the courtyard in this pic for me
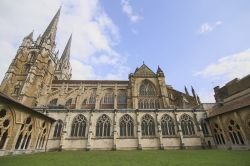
[0,150,250,166]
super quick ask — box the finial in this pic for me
[143,61,144,65]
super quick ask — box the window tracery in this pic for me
[120,114,134,137]
[0,109,12,149]
[213,123,225,145]
[161,114,175,136]
[53,120,63,138]
[141,114,155,136]
[201,120,209,135]
[70,114,87,137]
[96,114,111,137]
[180,114,196,136]
[139,80,156,96]
[228,120,244,145]
[15,117,33,150]
[35,121,47,149]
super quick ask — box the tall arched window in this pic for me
[53,120,63,138]
[139,80,156,96]
[228,120,244,145]
[141,114,155,136]
[96,114,111,137]
[0,108,12,149]
[70,114,87,137]
[161,114,175,136]
[15,117,33,150]
[180,114,195,136]
[201,120,209,135]
[120,114,134,137]
[35,122,47,149]
[213,123,225,145]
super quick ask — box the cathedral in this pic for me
[0,8,249,156]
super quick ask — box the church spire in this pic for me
[184,86,190,96]
[41,7,61,45]
[60,34,72,62]
[25,30,34,39]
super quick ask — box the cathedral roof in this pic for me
[52,80,129,85]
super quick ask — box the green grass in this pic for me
[0,150,250,166]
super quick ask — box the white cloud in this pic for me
[121,0,143,23]
[0,0,130,81]
[198,21,222,34]
[195,49,250,81]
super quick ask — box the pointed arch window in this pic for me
[161,114,175,136]
[141,114,155,136]
[120,114,134,137]
[70,114,87,137]
[0,109,12,149]
[96,114,111,137]
[139,80,156,96]
[35,122,47,149]
[53,120,63,138]
[201,120,209,135]
[213,123,225,145]
[180,114,196,136]
[15,117,33,150]
[228,120,244,145]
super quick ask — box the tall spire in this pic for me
[41,7,61,44]
[60,34,72,62]
[184,86,190,96]
[25,30,34,39]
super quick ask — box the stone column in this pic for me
[60,111,69,150]
[155,110,163,149]
[95,83,101,109]
[86,110,93,151]
[173,110,184,149]
[136,110,142,150]
[114,85,118,109]
[233,112,250,149]
[192,110,205,148]
[112,110,118,150]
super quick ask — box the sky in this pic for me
[0,0,250,103]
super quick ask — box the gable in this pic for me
[134,64,156,77]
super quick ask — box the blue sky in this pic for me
[0,0,250,102]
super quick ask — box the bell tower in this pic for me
[0,8,61,106]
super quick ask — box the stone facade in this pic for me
[0,8,219,155]
[207,74,250,150]
[0,93,54,156]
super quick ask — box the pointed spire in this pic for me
[60,34,72,62]
[184,86,190,96]
[41,7,61,44]
[157,65,163,73]
[25,30,34,39]
[191,86,196,98]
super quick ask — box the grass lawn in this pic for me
[0,150,250,166]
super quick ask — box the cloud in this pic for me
[0,0,130,81]
[198,21,222,34]
[121,0,143,23]
[195,49,250,81]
